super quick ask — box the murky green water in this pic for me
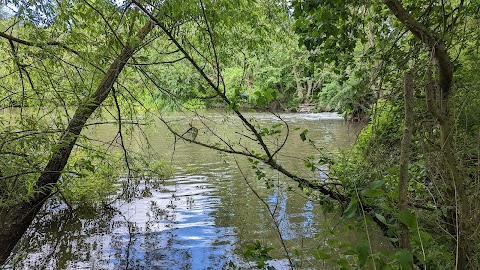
[6,112,363,269]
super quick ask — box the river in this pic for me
[6,111,362,269]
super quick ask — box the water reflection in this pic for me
[7,113,361,269]
[108,170,237,269]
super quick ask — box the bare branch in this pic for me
[129,57,186,65]
[112,87,132,174]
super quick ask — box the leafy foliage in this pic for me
[0,0,479,268]
[244,240,275,269]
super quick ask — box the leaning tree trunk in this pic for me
[384,0,475,269]
[0,21,154,265]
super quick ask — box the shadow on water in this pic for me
[6,112,365,269]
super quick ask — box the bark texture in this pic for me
[0,21,154,265]
[399,71,414,251]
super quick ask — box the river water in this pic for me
[6,112,362,269]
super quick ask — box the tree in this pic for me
[294,0,479,268]
[0,1,157,263]
[1,0,478,268]
[1,0,339,264]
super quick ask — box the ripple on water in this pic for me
[99,171,238,269]
[7,112,362,269]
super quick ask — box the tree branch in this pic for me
[384,0,453,98]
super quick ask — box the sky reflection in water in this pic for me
[8,113,359,269]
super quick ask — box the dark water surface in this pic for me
[7,112,362,269]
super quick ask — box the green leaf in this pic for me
[361,188,385,197]
[355,239,370,267]
[312,249,331,260]
[343,198,358,218]
[256,96,266,106]
[374,213,388,225]
[300,129,308,141]
[335,258,350,269]
[412,230,432,248]
[395,249,413,270]
[271,123,282,129]
[370,179,384,189]
[398,210,417,229]
[343,249,356,255]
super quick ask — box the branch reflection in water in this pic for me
[7,112,361,269]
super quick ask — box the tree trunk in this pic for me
[398,71,414,251]
[306,80,313,100]
[398,71,414,249]
[384,0,475,268]
[437,105,473,270]
[0,21,154,265]
[247,67,254,88]
[293,68,304,101]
